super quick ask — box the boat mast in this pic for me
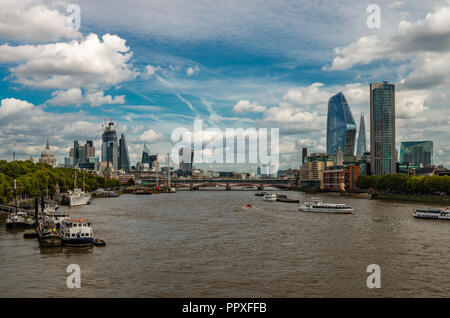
[74,171,77,190]
[14,179,18,213]
[167,153,171,187]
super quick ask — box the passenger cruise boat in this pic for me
[299,199,353,214]
[263,193,278,202]
[59,218,94,247]
[413,207,450,220]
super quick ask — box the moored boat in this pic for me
[298,199,353,214]
[37,220,63,247]
[59,218,94,247]
[6,212,35,229]
[413,207,450,220]
[263,193,277,202]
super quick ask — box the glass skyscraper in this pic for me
[400,141,433,167]
[118,133,131,171]
[370,82,395,175]
[356,113,367,159]
[326,92,357,156]
[101,121,118,170]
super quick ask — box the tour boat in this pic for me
[298,199,353,214]
[413,207,450,220]
[5,212,35,229]
[263,193,278,202]
[59,218,94,247]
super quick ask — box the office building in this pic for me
[356,113,367,159]
[327,92,357,156]
[118,134,131,171]
[101,121,119,170]
[399,141,433,167]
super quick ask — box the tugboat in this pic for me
[298,199,353,214]
[59,218,94,247]
[413,207,450,220]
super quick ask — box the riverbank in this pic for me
[370,193,450,204]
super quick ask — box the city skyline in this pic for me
[0,1,449,169]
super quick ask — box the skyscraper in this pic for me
[370,82,395,175]
[356,113,367,159]
[118,134,131,171]
[326,92,357,156]
[141,144,157,170]
[179,147,194,175]
[400,141,433,167]
[101,121,118,170]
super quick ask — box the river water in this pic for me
[0,191,449,297]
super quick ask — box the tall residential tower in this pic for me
[370,82,395,175]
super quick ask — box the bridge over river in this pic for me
[138,178,295,190]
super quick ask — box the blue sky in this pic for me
[0,0,449,170]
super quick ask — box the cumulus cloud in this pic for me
[139,129,164,143]
[86,91,125,107]
[232,100,266,113]
[0,97,104,160]
[0,33,137,90]
[324,5,450,90]
[0,98,34,118]
[0,0,82,42]
[47,88,83,106]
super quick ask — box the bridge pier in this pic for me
[257,184,264,190]
[226,184,231,191]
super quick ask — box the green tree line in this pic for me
[356,174,450,194]
[0,160,119,204]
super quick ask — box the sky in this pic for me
[0,0,449,170]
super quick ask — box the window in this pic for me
[71,234,75,237]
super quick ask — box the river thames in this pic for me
[0,191,449,297]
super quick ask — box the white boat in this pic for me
[6,211,35,229]
[413,207,450,220]
[263,193,278,202]
[68,188,91,207]
[299,199,353,214]
[59,218,94,247]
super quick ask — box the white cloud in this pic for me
[232,100,266,113]
[144,65,161,78]
[47,88,83,106]
[324,5,450,78]
[0,33,137,90]
[396,90,429,119]
[186,65,199,76]
[86,91,125,107]
[0,98,34,118]
[0,0,82,42]
[139,129,164,143]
